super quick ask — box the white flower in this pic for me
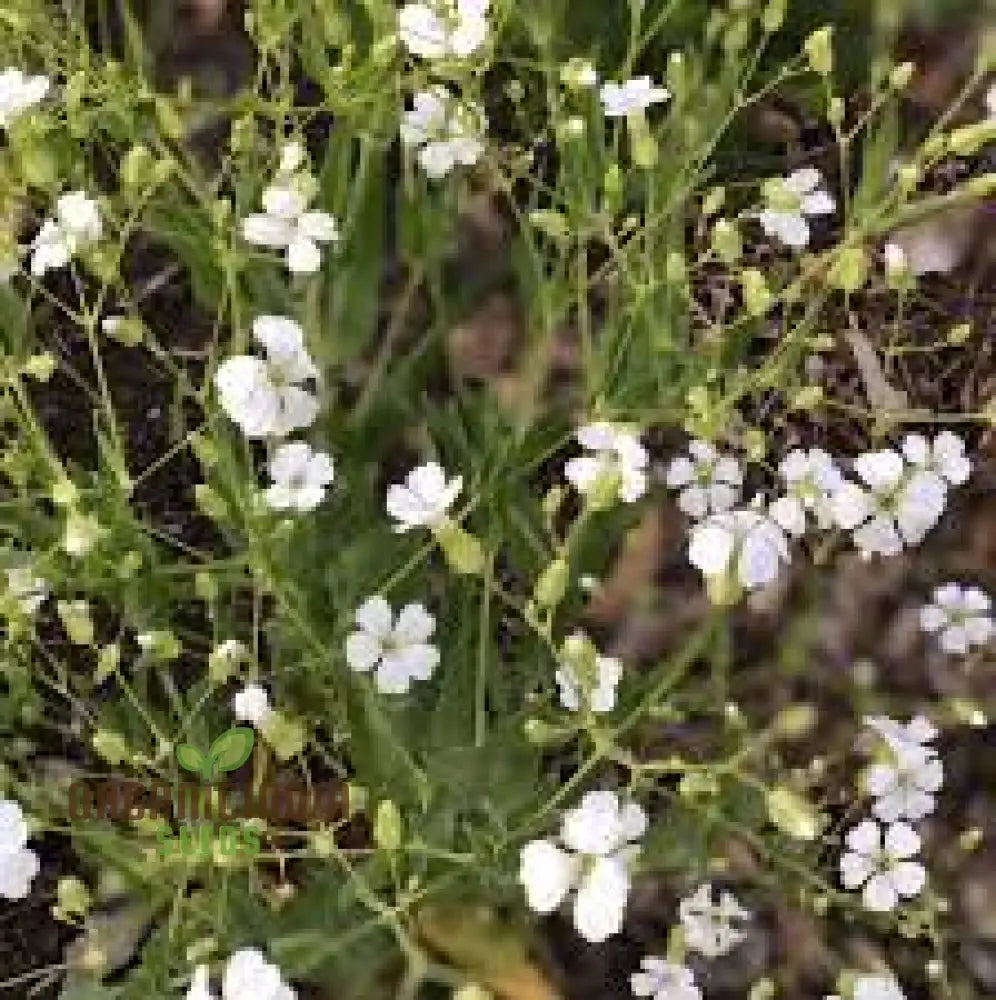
[189,947,295,1000]
[883,242,907,276]
[565,422,649,505]
[263,442,335,513]
[839,820,925,912]
[233,684,272,726]
[399,0,490,60]
[758,168,835,248]
[688,507,790,591]
[214,315,319,438]
[986,83,996,119]
[386,462,462,532]
[401,88,486,179]
[919,582,994,654]
[556,634,622,714]
[0,798,39,900]
[851,974,907,1000]
[600,76,669,117]
[832,444,951,557]
[678,882,750,958]
[866,749,943,824]
[186,966,214,1000]
[901,431,971,487]
[0,68,49,128]
[664,439,742,518]
[630,957,701,1000]
[768,448,845,536]
[864,715,937,759]
[345,597,439,694]
[222,947,295,999]
[519,790,646,942]
[30,191,102,277]
[5,564,48,614]
[242,144,340,275]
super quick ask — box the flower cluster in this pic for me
[664,431,972,597]
[187,947,295,1000]
[839,716,938,912]
[399,0,490,60]
[30,191,102,277]
[214,315,336,512]
[833,432,970,557]
[0,798,39,900]
[401,88,487,179]
[241,142,340,274]
[759,167,835,248]
[629,884,748,999]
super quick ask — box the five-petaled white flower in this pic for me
[386,462,462,532]
[401,88,486,179]
[519,790,646,943]
[399,0,490,60]
[0,68,49,128]
[565,422,649,505]
[0,798,39,900]
[242,142,340,275]
[919,582,994,655]
[832,442,953,557]
[555,633,622,714]
[5,564,48,615]
[630,957,702,1000]
[345,597,440,694]
[188,946,297,1000]
[769,447,846,536]
[866,747,943,824]
[233,683,272,727]
[688,507,790,591]
[263,442,335,513]
[600,76,669,117]
[758,168,835,248]
[214,315,319,438]
[678,882,750,958]
[664,439,742,518]
[839,819,925,912]
[30,191,102,277]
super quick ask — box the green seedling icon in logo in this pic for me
[176,727,255,782]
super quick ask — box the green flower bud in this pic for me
[804,27,833,76]
[374,799,402,851]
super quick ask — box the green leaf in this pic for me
[207,727,255,776]
[175,743,206,775]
